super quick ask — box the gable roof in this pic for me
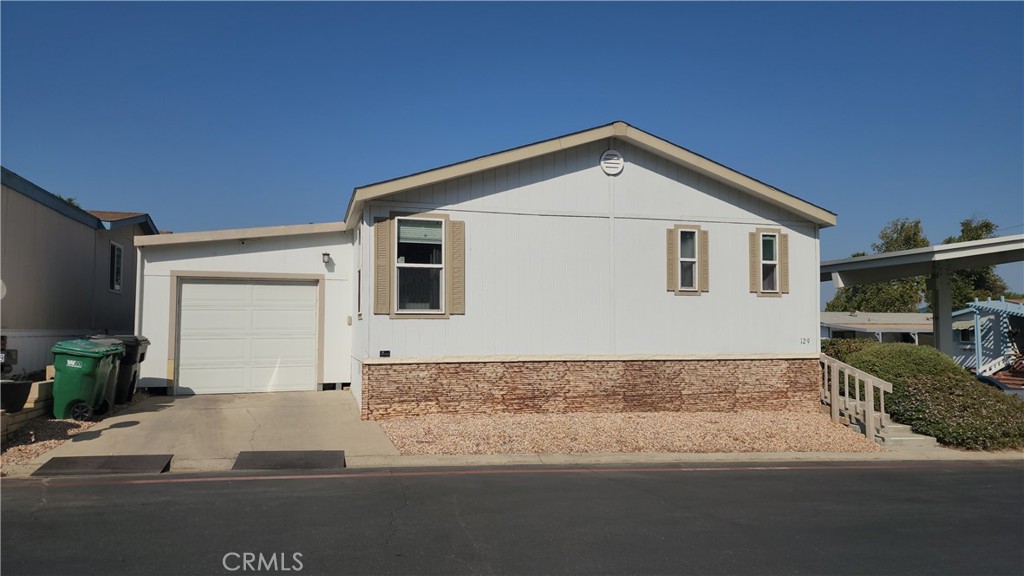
[1,166,159,235]
[343,121,837,229]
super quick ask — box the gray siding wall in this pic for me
[2,184,140,373]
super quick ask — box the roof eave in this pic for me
[104,214,160,235]
[135,221,346,247]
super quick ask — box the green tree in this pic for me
[925,217,1009,310]
[825,218,930,313]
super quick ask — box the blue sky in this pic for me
[3,2,1022,304]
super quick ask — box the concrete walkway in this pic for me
[26,390,399,472]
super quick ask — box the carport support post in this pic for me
[928,264,954,357]
[974,306,983,374]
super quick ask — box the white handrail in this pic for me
[820,353,895,440]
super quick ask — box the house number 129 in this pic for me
[800,338,811,344]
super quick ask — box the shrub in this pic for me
[820,338,880,363]
[846,344,1024,450]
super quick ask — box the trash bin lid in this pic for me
[52,339,125,358]
[88,334,150,346]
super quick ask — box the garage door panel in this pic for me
[252,283,317,303]
[250,309,317,331]
[181,281,252,303]
[177,280,317,394]
[177,366,250,394]
[250,337,316,360]
[179,338,248,362]
[179,309,250,332]
[249,366,317,393]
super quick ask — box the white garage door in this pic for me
[177,279,318,394]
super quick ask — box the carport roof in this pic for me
[821,234,1024,287]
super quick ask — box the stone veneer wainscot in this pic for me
[360,358,820,420]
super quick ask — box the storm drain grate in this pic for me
[232,450,346,471]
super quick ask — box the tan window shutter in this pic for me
[699,229,710,293]
[373,218,391,315]
[748,232,759,293]
[666,228,678,291]
[779,233,790,294]
[449,220,466,314]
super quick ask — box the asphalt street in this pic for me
[2,461,1022,576]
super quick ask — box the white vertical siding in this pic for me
[363,139,823,358]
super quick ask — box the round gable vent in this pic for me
[600,149,624,175]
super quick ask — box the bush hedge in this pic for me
[820,338,880,363]
[844,344,1024,450]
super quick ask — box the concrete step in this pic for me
[876,423,939,449]
[879,423,913,434]
[875,433,938,449]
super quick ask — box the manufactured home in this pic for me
[1,167,159,374]
[135,122,837,419]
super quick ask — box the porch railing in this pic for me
[820,353,894,440]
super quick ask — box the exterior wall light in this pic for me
[322,252,331,264]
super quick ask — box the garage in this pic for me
[176,279,319,394]
[133,221,352,395]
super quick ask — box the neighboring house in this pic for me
[820,311,934,346]
[949,298,1024,376]
[136,121,837,419]
[0,167,159,375]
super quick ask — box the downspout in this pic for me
[134,246,145,335]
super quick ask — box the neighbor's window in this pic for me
[395,218,444,313]
[109,242,123,292]
[958,328,974,344]
[760,233,778,292]
[678,229,698,291]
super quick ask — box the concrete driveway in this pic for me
[32,390,399,471]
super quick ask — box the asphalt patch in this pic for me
[232,450,346,471]
[32,455,173,477]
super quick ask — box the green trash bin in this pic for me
[52,339,125,420]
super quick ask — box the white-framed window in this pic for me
[109,242,123,292]
[760,232,778,293]
[678,229,699,291]
[394,217,445,313]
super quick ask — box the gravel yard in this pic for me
[0,391,152,470]
[380,410,886,455]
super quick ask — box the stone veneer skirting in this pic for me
[360,358,820,420]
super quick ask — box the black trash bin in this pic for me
[88,335,150,404]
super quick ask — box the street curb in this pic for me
[344,448,1024,469]
[5,448,1021,478]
